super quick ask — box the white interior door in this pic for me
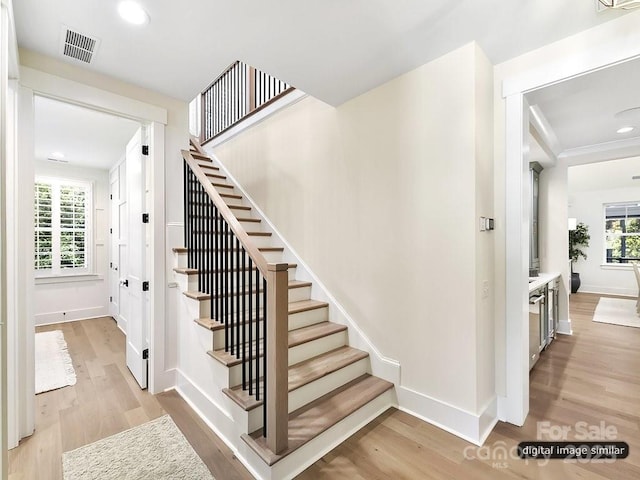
[124,128,148,389]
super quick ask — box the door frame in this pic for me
[500,19,640,425]
[10,68,168,447]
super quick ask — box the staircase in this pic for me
[172,137,395,479]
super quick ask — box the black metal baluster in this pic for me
[255,267,260,402]
[229,224,235,357]
[208,201,218,319]
[241,246,247,389]
[262,276,268,435]
[214,206,219,322]
[223,218,228,351]
[248,257,253,395]
[235,238,240,359]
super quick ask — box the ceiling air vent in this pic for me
[60,26,100,64]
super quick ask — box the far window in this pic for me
[34,178,92,275]
[604,202,640,264]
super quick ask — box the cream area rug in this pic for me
[593,297,640,328]
[35,330,77,394]
[63,415,215,480]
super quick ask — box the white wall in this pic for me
[568,185,638,296]
[33,161,110,325]
[212,42,495,441]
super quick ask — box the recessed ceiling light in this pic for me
[118,1,150,26]
[616,126,634,134]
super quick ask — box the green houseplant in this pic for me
[569,222,590,293]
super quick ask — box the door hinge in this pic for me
[110,262,112,268]
[109,296,112,302]
[142,145,149,156]
[110,194,113,200]
[142,281,149,292]
[142,348,149,360]
[142,213,149,223]
[110,228,113,234]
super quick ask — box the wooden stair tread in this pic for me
[211,182,234,189]
[228,204,251,211]
[223,346,370,411]
[172,247,188,253]
[237,217,261,223]
[288,321,346,348]
[242,374,394,465]
[198,163,219,171]
[288,299,328,314]
[191,152,211,160]
[183,291,210,300]
[205,172,226,180]
[208,321,345,367]
[220,192,242,200]
[173,267,198,275]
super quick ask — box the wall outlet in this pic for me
[482,280,490,299]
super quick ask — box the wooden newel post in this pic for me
[266,262,289,454]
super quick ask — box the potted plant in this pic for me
[569,222,590,293]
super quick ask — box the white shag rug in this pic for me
[35,330,77,394]
[593,297,640,328]
[62,415,215,480]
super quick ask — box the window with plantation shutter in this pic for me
[34,177,92,275]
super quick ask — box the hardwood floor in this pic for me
[298,293,640,479]
[10,294,640,480]
[7,317,252,480]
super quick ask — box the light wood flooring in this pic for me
[7,317,252,480]
[298,293,640,479]
[9,294,640,479]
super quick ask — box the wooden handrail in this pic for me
[182,149,270,277]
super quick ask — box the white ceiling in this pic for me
[527,56,640,165]
[13,0,632,106]
[35,96,141,170]
[568,156,640,192]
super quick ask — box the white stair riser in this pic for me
[183,296,211,319]
[175,251,188,269]
[227,357,264,389]
[238,219,261,229]
[212,321,265,351]
[289,286,311,303]
[289,331,348,366]
[261,250,284,263]
[228,207,252,218]
[289,307,328,330]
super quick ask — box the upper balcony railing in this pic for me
[201,61,294,144]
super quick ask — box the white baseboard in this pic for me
[579,285,637,297]
[35,308,110,326]
[557,318,572,335]
[397,386,497,446]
